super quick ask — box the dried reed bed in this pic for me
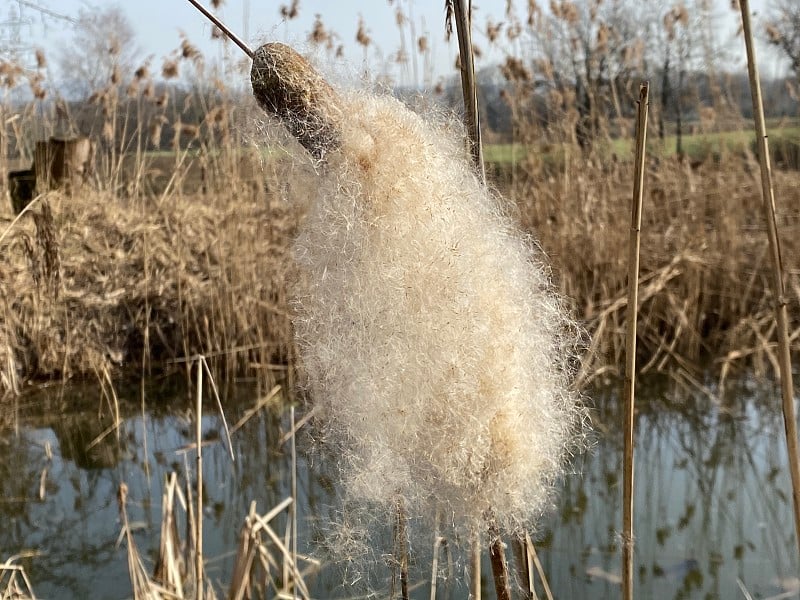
[505,152,800,385]
[1,148,798,394]
[0,163,298,394]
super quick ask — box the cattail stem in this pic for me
[290,405,298,600]
[622,81,649,600]
[453,5,512,596]
[452,0,485,183]
[511,536,532,600]
[739,0,800,560]
[488,522,511,600]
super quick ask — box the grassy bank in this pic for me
[484,124,800,169]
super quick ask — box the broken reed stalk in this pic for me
[452,0,486,183]
[195,356,204,600]
[738,0,800,559]
[622,81,649,600]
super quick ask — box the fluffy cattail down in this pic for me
[251,42,586,574]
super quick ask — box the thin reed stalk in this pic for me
[622,81,650,600]
[290,405,298,600]
[738,0,800,559]
[524,533,551,600]
[195,356,204,600]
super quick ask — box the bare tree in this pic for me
[765,0,800,83]
[57,5,139,97]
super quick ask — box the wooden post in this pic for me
[33,137,94,193]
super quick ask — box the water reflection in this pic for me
[0,374,798,598]
[539,375,800,600]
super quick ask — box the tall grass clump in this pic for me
[251,43,588,590]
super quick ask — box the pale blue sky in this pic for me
[5,0,784,87]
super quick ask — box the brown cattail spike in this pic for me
[250,42,343,161]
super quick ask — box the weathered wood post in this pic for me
[7,136,94,213]
[34,137,94,193]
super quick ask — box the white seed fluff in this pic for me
[291,91,585,543]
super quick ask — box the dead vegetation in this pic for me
[1,102,799,395]
[0,167,298,393]
[0,4,798,398]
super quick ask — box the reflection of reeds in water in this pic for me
[115,366,318,599]
[540,377,799,598]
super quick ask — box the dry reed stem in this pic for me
[738,0,800,560]
[117,483,158,599]
[195,357,204,600]
[154,473,186,596]
[185,0,253,58]
[230,385,282,435]
[251,508,311,599]
[524,533,552,600]
[0,558,37,600]
[622,81,649,600]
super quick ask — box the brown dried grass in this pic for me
[506,152,800,385]
[0,158,298,393]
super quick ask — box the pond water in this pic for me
[1,373,798,599]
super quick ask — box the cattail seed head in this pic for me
[250,42,344,160]
[162,59,179,79]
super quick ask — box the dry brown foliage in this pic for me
[0,155,298,393]
[505,153,800,385]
